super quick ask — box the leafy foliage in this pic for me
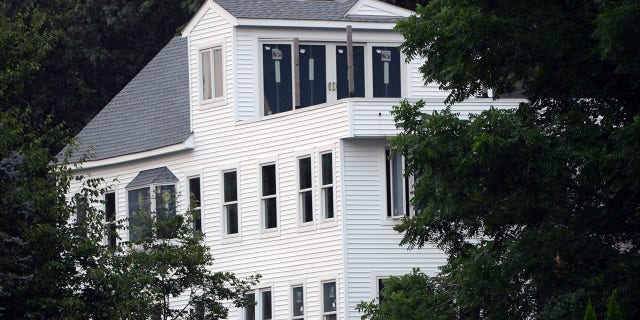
[364,1,640,318]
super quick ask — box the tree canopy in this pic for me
[360,1,640,319]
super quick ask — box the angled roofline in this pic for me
[182,0,238,36]
[346,0,414,18]
[77,134,195,170]
[235,18,399,29]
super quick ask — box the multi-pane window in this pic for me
[105,192,117,248]
[244,293,256,320]
[223,170,239,235]
[322,281,337,320]
[261,164,277,229]
[298,157,313,223]
[260,289,273,320]
[320,152,334,220]
[385,149,413,218]
[201,47,224,101]
[188,177,202,232]
[128,184,176,241]
[292,286,304,319]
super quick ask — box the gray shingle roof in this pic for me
[66,36,191,163]
[126,166,179,188]
[215,0,404,23]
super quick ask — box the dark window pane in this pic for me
[323,282,337,312]
[264,198,277,229]
[336,45,365,99]
[378,278,386,303]
[105,192,117,247]
[261,165,276,196]
[226,204,238,234]
[189,178,201,207]
[263,44,292,115]
[292,286,304,317]
[299,45,326,107]
[261,291,272,320]
[385,149,392,217]
[128,188,149,241]
[301,191,313,223]
[321,153,333,185]
[75,194,87,223]
[372,47,401,98]
[245,293,256,320]
[224,171,237,202]
[155,185,176,222]
[299,157,311,189]
[323,186,334,219]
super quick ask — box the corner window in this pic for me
[320,152,334,220]
[261,164,278,230]
[188,177,202,232]
[201,47,224,101]
[105,192,117,247]
[292,286,304,319]
[298,157,313,223]
[385,149,414,218]
[260,289,273,320]
[372,46,401,98]
[223,170,239,235]
[322,281,337,320]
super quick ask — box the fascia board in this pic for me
[236,18,397,30]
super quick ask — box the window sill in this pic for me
[221,233,241,244]
[200,97,226,108]
[318,218,338,229]
[380,216,405,226]
[259,228,280,239]
[296,223,316,233]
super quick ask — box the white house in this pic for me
[67,0,523,318]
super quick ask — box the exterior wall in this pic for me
[341,138,447,319]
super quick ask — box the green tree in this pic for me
[584,299,597,320]
[361,1,640,319]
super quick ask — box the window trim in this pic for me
[319,150,335,222]
[198,41,226,106]
[259,162,279,234]
[321,280,338,320]
[187,176,203,233]
[297,155,314,226]
[290,284,305,320]
[222,169,240,237]
[385,148,415,220]
[259,287,273,320]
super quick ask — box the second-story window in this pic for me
[321,152,334,220]
[223,170,239,235]
[292,285,304,319]
[263,44,293,115]
[385,149,414,218]
[372,46,401,98]
[188,177,202,232]
[201,47,224,101]
[322,281,337,320]
[261,164,278,229]
[105,192,117,247]
[298,156,313,223]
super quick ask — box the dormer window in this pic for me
[201,46,224,101]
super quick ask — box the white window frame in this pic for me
[364,42,407,99]
[321,280,338,320]
[259,287,273,320]
[222,169,240,237]
[385,148,415,219]
[319,151,335,221]
[297,155,314,225]
[187,176,202,233]
[260,162,279,233]
[199,42,226,105]
[290,284,305,320]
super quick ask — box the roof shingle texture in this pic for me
[67,36,191,163]
[126,166,179,188]
[215,0,403,23]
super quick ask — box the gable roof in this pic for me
[66,36,191,163]
[213,0,410,23]
[126,166,179,188]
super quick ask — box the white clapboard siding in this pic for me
[341,138,448,319]
[349,98,524,137]
[407,57,451,100]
